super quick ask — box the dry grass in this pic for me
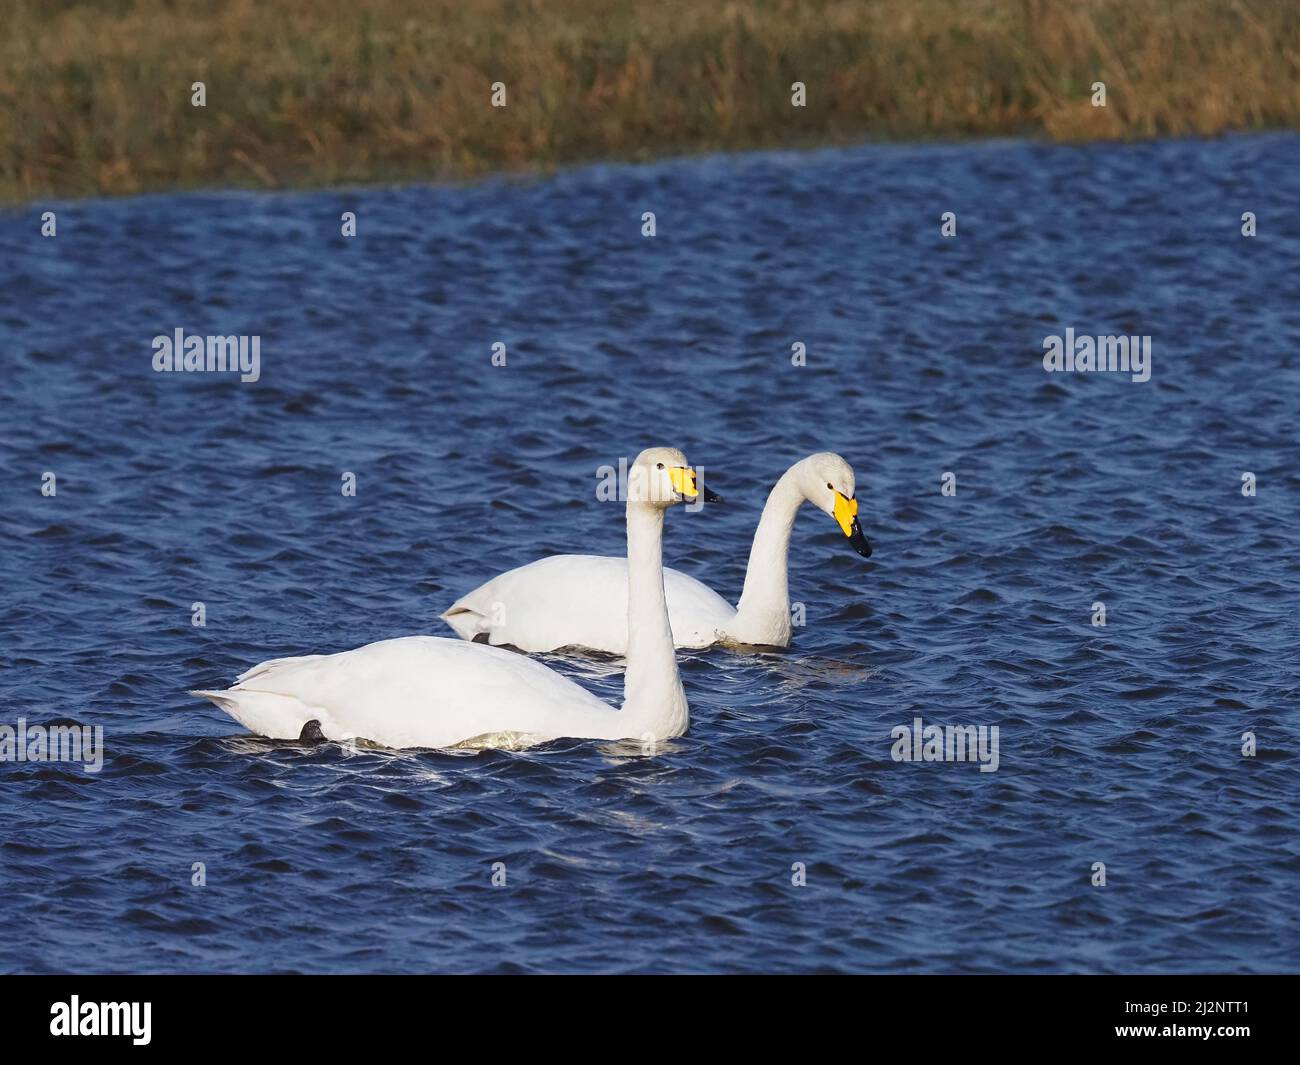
[2,0,1298,202]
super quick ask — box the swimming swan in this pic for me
[441,452,871,653]
[192,448,712,749]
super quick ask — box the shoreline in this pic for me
[5,0,1298,205]
[7,127,1292,212]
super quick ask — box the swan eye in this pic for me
[657,463,665,470]
[827,482,834,491]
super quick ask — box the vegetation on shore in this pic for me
[3,0,1298,202]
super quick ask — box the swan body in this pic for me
[193,448,705,749]
[194,637,629,748]
[442,453,871,653]
[442,554,736,652]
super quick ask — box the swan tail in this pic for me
[236,654,324,685]
[190,687,316,740]
[440,603,490,642]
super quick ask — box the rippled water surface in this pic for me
[2,135,1298,973]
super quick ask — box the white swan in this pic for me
[192,448,706,750]
[442,452,871,653]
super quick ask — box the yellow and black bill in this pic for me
[833,491,872,558]
[668,466,723,503]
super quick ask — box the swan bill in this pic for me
[834,491,872,558]
[667,466,722,503]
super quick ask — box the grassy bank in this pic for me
[3,0,1299,203]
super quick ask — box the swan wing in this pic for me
[441,554,735,653]
[193,635,619,748]
[442,555,631,651]
[663,567,738,645]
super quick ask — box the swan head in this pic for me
[628,447,721,509]
[800,452,872,558]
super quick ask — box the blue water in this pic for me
[2,134,1298,974]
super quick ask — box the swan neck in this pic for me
[621,501,688,739]
[733,465,806,630]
